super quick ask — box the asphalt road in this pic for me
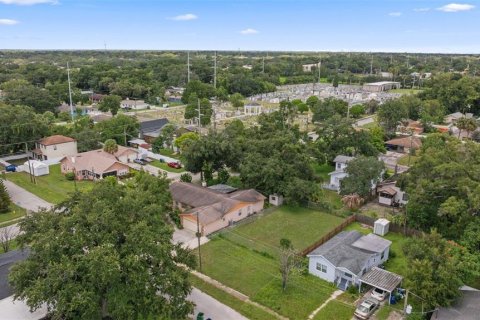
[190,288,248,320]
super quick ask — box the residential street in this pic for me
[190,288,248,320]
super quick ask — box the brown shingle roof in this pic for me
[39,135,75,146]
[171,182,265,225]
[61,149,128,174]
[386,136,422,149]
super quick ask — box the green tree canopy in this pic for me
[340,156,384,199]
[10,174,195,319]
[0,179,11,213]
[403,230,480,309]
[98,95,122,116]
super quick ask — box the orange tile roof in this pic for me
[39,135,75,146]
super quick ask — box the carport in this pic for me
[359,267,403,305]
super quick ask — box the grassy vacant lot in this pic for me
[189,275,273,320]
[224,206,345,256]
[199,206,346,319]
[149,160,185,173]
[0,204,27,226]
[344,222,409,277]
[157,148,180,159]
[6,164,93,204]
[313,300,356,320]
[390,88,423,95]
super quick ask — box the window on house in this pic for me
[344,273,352,278]
[53,145,57,150]
[238,211,242,216]
[271,196,276,201]
[402,193,409,201]
[337,163,341,169]
[316,263,327,273]
[381,251,385,260]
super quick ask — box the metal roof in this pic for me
[333,155,354,164]
[351,233,392,253]
[360,267,403,293]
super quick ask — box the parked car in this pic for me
[354,299,379,319]
[167,162,182,169]
[5,164,16,172]
[134,159,147,165]
[371,288,387,301]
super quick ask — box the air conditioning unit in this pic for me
[374,218,390,236]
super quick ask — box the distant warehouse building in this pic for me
[363,81,401,92]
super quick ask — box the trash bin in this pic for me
[196,312,204,320]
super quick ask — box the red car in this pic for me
[167,162,182,169]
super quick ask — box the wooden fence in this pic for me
[299,215,356,256]
[300,213,422,256]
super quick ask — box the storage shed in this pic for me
[24,160,49,177]
[374,218,390,236]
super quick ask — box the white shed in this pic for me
[24,160,49,177]
[269,194,284,206]
[374,218,390,236]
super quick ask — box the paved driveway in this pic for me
[379,151,409,173]
[3,180,53,212]
[189,288,248,320]
[172,228,209,249]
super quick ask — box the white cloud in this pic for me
[388,12,402,16]
[413,8,430,12]
[169,13,198,21]
[437,3,475,12]
[0,0,57,4]
[0,18,19,25]
[240,28,259,35]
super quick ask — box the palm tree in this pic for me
[341,194,364,211]
[103,139,118,154]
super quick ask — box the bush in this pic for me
[227,176,242,188]
[169,210,182,229]
[65,172,75,181]
[180,173,192,183]
[347,284,358,295]
[389,249,397,259]
[217,168,230,184]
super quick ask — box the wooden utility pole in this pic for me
[196,212,202,272]
[187,51,191,83]
[213,51,217,89]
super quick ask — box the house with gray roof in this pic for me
[307,230,391,290]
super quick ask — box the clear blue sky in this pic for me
[0,0,478,53]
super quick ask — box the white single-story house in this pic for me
[326,155,354,191]
[377,182,408,207]
[244,102,262,116]
[120,99,149,110]
[307,230,391,290]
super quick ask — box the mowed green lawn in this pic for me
[313,300,355,320]
[149,160,185,173]
[200,206,346,319]
[0,204,27,226]
[224,206,345,257]
[6,164,93,204]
